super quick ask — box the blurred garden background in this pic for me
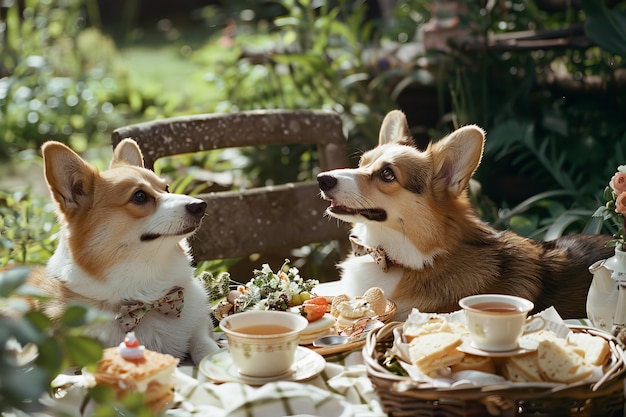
[1,0,626,412]
[2,0,626,272]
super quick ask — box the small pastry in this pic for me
[336,298,374,319]
[363,287,387,315]
[330,294,350,317]
[93,332,179,413]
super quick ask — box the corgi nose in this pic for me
[186,200,207,218]
[317,174,337,192]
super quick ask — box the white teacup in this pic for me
[220,310,309,378]
[459,294,544,352]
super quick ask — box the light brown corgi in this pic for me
[317,110,612,321]
[27,139,218,363]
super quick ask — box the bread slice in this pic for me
[450,354,495,374]
[404,317,469,342]
[408,332,464,374]
[537,339,593,383]
[567,332,610,366]
[420,351,466,375]
[503,353,542,382]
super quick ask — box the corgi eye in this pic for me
[165,185,170,193]
[131,190,149,205]
[380,167,395,182]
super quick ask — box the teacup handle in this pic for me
[522,316,545,335]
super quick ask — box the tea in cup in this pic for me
[459,294,543,352]
[219,310,309,378]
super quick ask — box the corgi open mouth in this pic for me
[140,226,199,242]
[329,203,387,222]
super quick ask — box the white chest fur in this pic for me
[338,255,403,300]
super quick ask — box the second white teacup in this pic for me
[459,294,544,352]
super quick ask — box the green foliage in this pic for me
[198,270,232,304]
[89,388,155,417]
[196,0,373,111]
[193,0,397,177]
[582,0,626,56]
[593,178,626,247]
[0,266,104,413]
[0,188,58,267]
[434,0,626,239]
[0,0,172,160]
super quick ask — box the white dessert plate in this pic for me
[199,346,325,385]
[457,340,537,357]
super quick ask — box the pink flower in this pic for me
[616,191,626,215]
[611,172,626,194]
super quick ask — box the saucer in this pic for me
[199,347,326,385]
[457,341,537,357]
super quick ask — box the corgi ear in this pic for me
[430,125,485,197]
[42,141,97,218]
[379,110,412,146]
[111,138,145,168]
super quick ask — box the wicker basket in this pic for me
[364,322,626,417]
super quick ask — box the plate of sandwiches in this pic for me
[300,287,397,355]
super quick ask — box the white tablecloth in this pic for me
[169,349,385,417]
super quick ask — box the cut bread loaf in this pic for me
[567,332,610,366]
[537,339,593,383]
[408,332,464,374]
[450,354,495,374]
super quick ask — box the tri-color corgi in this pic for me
[317,110,612,321]
[27,139,218,363]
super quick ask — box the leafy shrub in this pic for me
[0,266,103,413]
[422,0,626,239]
[0,0,166,160]
[0,188,58,267]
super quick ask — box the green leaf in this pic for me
[544,214,584,241]
[582,0,626,57]
[0,265,31,297]
[61,304,89,327]
[5,364,50,403]
[509,214,538,237]
[128,90,143,112]
[592,206,608,217]
[0,315,41,345]
[63,335,103,368]
[582,215,606,234]
[24,310,53,332]
[88,385,116,405]
[37,336,64,376]
[274,17,300,28]
[282,30,297,46]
